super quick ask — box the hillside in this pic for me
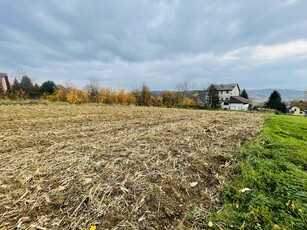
[247,89,305,102]
[152,89,305,104]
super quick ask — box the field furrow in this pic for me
[0,105,263,229]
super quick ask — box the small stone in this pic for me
[190,182,198,187]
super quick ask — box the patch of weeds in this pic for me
[184,203,201,221]
[146,184,162,201]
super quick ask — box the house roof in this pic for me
[213,83,239,91]
[291,101,307,110]
[229,96,250,104]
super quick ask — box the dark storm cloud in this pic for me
[0,0,307,90]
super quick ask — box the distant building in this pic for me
[290,101,307,116]
[0,73,10,93]
[206,83,251,110]
[228,95,250,111]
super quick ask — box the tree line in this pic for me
[0,76,202,107]
[0,75,292,113]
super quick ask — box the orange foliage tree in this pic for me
[99,88,118,104]
[118,88,127,105]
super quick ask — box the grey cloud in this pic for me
[0,0,307,90]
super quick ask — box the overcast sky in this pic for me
[1,0,307,90]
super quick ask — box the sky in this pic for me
[1,0,307,91]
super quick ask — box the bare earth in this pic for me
[0,105,263,229]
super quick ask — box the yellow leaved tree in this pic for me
[66,88,90,104]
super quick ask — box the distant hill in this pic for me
[151,90,207,102]
[247,89,305,102]
[152,89,305,104]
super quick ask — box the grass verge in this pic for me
[214,115,307,229]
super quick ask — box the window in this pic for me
[224,102,229,105]
[225,97,229,100]
[226,91,229,93]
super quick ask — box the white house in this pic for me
[0,73,10,93]
[208,83,251,110]
[290,101,307,116]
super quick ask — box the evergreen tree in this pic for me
[30,83,42,98]
[41,80,57,95]
[19,76,33,92]
[206,84,220,109]
[19,76,44,99]
[240,89,249,99]
[12,78,20,92]
[266,90,286,113]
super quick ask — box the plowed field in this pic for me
[0,105,263,229]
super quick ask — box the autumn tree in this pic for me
[191,92,199,104]
[162,91,175,107]
[240,89,249,99]
[54,85,69,102]
[182,98,196,107]
[132,90,141,105]
[66,88,90,104]
[133,84,151,106]
[141,84,151,106]
[175,81,189,105]
[98,88,117,104]
[206,84,220,109]
[85,77,100,102]
[99,88,112,104]
[151,96,163,107]
[126,92,137,105]
[118,88,127,105]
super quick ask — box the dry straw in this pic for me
[0,105,263,229]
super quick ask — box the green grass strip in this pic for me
[214,115,307,230]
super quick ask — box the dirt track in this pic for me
[0,105,263,229]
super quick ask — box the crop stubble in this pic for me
[0,105,263,229]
